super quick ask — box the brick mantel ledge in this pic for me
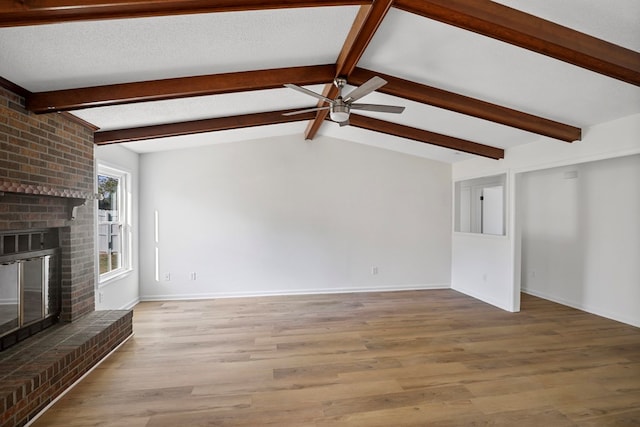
[0,181,98,200]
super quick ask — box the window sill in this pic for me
[98,268,133,288]
[453,231,509,239]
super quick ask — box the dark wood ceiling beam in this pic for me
[394,0,640,86]
[350,68,581,142]
[94,109,317,145]
[349,114,504,159]
[0,0,369,27]
[304,0,393,140]
[0,75,30,98]
[335,0,393,76]
[96,108,503,160]
[27,64,336,113]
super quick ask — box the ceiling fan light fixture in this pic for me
[330,104,350,123]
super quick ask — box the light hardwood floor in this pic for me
[33,290,640,426]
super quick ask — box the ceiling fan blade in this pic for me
[282,106,330,116]
[350,103,405,114]
[343,76,387,103]
[284,84,334,104]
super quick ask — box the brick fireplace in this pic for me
[0,83,96,329]
[0,86,133,426]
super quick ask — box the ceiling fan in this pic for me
[283,76,405,126]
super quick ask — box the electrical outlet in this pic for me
[371,266,379,275]
[189,272,197,281]
[163,272,171,281]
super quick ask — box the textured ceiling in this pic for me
[0,7,359,90]
[492,0,640,51]
[0,1,638,163]
[359,8,640,126]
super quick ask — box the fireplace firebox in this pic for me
[0,228,61,351]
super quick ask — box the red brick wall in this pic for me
[0,87,93,192]
[0,86,96,321]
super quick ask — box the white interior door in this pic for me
[482,186,504,235]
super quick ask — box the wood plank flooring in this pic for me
[32,290,640,426]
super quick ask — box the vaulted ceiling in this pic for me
[1,0,639,162]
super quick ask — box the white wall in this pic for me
[452,174,515,311]
[139,135,452,300]
[452,113,640,321]
[451,232,515,310]
[95,144,140,310]
[520,155,640,327]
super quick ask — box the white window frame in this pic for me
[97,164,132,284]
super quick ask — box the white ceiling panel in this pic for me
[359,9,640,128]
[74,85,328,131]
[319,121,475,164]
[0,7,358,91]
[493,0,640,51]
[121,122,309,153]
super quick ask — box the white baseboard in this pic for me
[522,288,640,328]
[140,283,450,302]
[120,296,140,310]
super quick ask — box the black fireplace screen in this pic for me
[0,229,61,350]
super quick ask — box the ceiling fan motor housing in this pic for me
[330,101,350,122]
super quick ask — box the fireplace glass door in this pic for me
[23,257,50,324]
[0,256,54,336]
[0,263,19,336]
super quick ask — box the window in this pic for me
[97,165,131,281]
[455,174,506,236]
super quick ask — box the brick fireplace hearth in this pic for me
[0,85,133,426]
